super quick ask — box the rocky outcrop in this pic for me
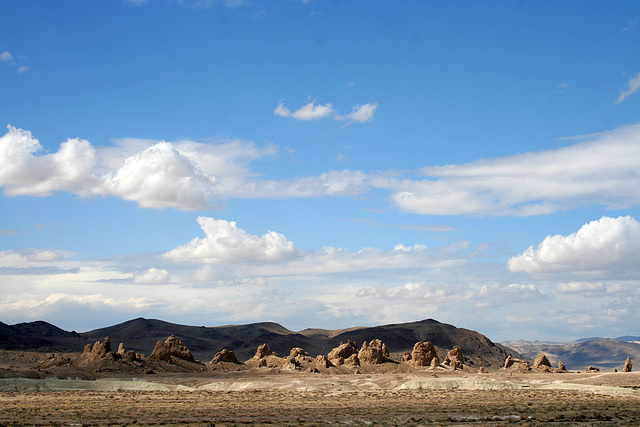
[253,344,273,359]
[443,346,464,370]
[211,349,239,364]
[290,347,307,358]
[430,356,440,369]
[149,335,196,363]
[288,347,313,366]
[79,337,117,363]
[345,354,360,366]
[623,357,632,372]
[117,343,127,357]
[411,341,438,367]
[315,355,333,368]
[401,351,412,363]
[328,340,358,361]
[558,360,566,371]
[503,355,531,371]
[357,339,389,364]
[533,353,552,370]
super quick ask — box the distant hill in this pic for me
[501,338,640,370]
[0,320,83,352]
[616,335,640,343]
[1,317,514,368]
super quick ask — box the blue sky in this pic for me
[1,0,639,342]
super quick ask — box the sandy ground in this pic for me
[1,351,639,425]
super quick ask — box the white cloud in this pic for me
[556,281,637,296]
[228,170,368,198]
[617,72,640,103]
[2,122,638,216]
[0,126,97,197]
[0,126,367,210]
[274,100,377,123]
[377,124,640,216]
[508,216,640,276]
[356,282,475,303]
[164,216,301,263]
[0,51,13,62]
[16,65,29,74]
[337,103,378,124]
[475,283,549,308]
[0,248,72,267]
[274,100,335,120]
[133,268,169,284]
[101,142,215,210]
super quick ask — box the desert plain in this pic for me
[1,350,639,426]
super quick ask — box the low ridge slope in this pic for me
[503,338,640,370]
[3,317,515,367]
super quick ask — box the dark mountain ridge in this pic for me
[3,317,513,368]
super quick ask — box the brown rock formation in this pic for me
[430,356,440,369]
[211,349,239,364]
[327,340,358,361]
[411,341,438,367]
[357,339,389,364]
[558,360,566,371]
[117,343,127,357]
[253,344,273,359]
[345,354,360,366]
[79,337,117,363]
[504,354,530,370]
[401,350,412,363]
[290,347,308,358]
[533,353,552,369]
[315,355,333,368]
[443,345,464,370]
[149,335,196,363]
[623,357,632,372]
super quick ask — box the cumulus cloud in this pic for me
[274,99,377,123]
[0,126,370,210]
[0,126,97,197]
[102,142,215,210]
[377,124,640,216]
[617,72,640,103]
[508,216,640,276]
[164,216,301,263]
[0,51,13,62]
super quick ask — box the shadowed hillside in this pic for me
[3,317,514,367]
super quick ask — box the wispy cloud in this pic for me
[275,99,378,124]
[375,124,640,216]
[274,100,335,120]
[622,21,637,32]
[336,103,378,124]
[617,72,640,103]
[0,50,30,74]
[2,123,640,215]
[0,51,14,62]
